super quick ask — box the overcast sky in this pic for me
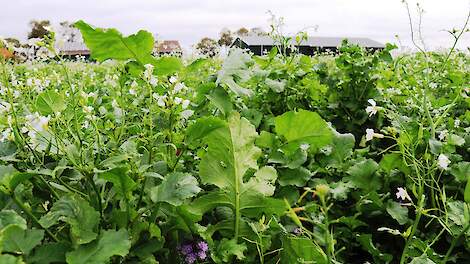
[1,0,469,50]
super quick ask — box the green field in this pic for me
[0,21,469,263]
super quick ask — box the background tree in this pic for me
[235,27,249,36]
[28,20,51,39]
[4,38,20,47]
[218,28,233,46]
[195,37,218,57]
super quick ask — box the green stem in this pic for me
[400,193,424,264]
[12,195,59,242]
[442,224,470,264]
[320,196,333,263]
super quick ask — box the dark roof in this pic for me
[156,40,182,53]
[233,35,385,48]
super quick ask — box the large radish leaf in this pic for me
[150,172,201,206]
[74,20,154,64]
[275,109,333,155]
[189,112,285,240]
[65,229,130,264]
[39,195,100,245]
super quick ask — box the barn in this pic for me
[231,35,385,55]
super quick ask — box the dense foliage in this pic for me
[0,22,469,264]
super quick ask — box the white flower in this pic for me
[438,130,448,141]
[153,94,167,108]
[182,99,190,109]
[0,128,13,142]
[174,97,183,105]
[396,187,411,202]
[377,227,401,236]
[365,128,384,141]
[169,75,177,84]
[181,110,194,119]
[437,154,450,170]
[365,99,379,117]
[0,101,11,114]
[99,106,108,115]
[143,64,154,78]
[173,82,186,93]
[454,119,460,128]
[129,89,137,96]
[149,76,158,86]
[24,112,50,139]
[83,106,94,114]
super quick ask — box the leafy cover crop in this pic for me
[0,21,469,263]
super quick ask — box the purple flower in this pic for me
[181,244,193,255]
[196,241,208,252]
[185,253,197,264]
[197,251,207,260]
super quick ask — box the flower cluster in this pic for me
[177,240,209,264]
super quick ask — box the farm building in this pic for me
[56,41,90,58]
[154,40,182,56]
[231,35,385,55]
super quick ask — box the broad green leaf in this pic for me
[447,134,465,146]
[244,166,277,196]
[281,236,327,264]
[0,210,27,230]
[216,49,254,96]
[409,255,436,264]
[465,177,470,203]
[205,88,233,116]
[275,110,333,155]
[153,56,183,76]
[99,167,136,200]
[1,225,44,255]
[256,131,276,149]
[28,242,69,264]
[214,238,247,262]
[346,159,381,191]
[186,116,225,146]
[380,153,410,174]
[278,167,311,187]
[0,165,33,194]
[75,20,154,64]
[0,254,24,264]
[150,172,201,206]
[190,113,285,239]
[386,201,409,225]
[0,141,17,158]
[356,234,393,263]
[321,131,355,167]
[35,90,65,115]
[39,195,99,244]
[65,229,131,264]
[450,161,470,182]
